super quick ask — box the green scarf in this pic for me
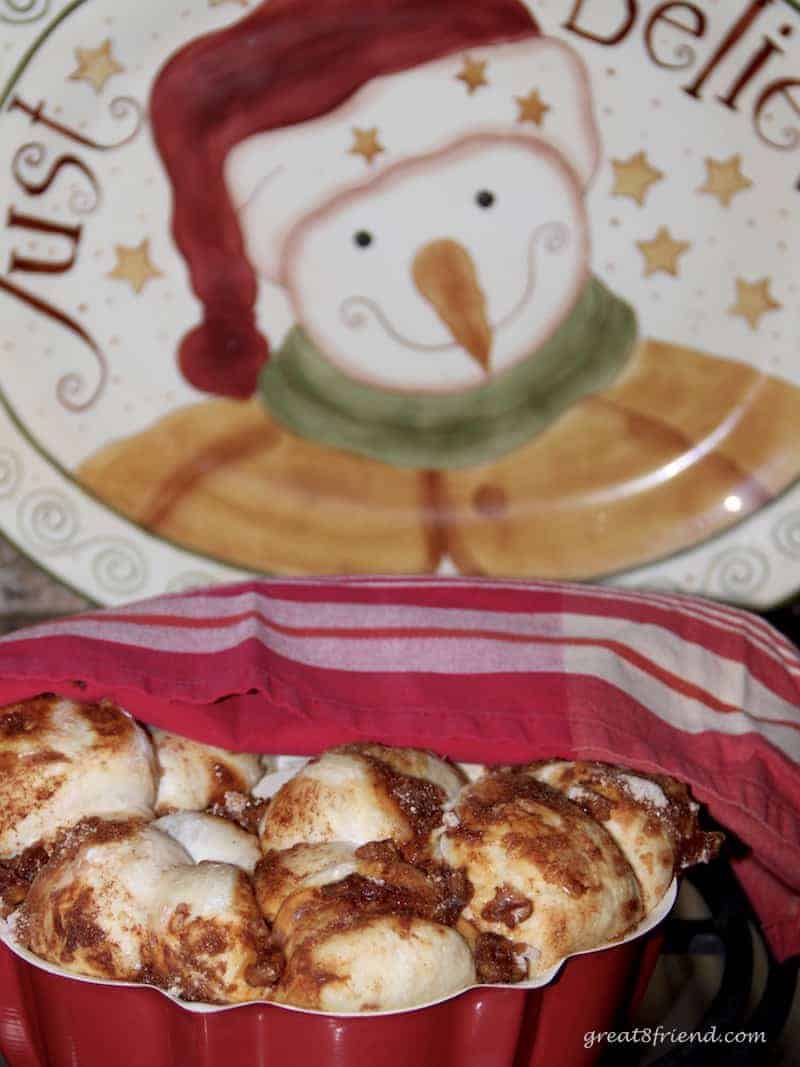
[259,276,637,470]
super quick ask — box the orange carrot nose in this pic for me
[412,238,492,372]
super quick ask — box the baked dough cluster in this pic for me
[0,696,721,1011]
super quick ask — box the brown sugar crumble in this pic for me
[208,791,268,834]
[473,932,527,984]
[0,843,49,914]
[480,884,533,928]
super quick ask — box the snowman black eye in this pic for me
[475,190,495,209]
[354,230,374,248]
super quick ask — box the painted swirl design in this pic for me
[90,540,147,596]
[56,355,108,413]
[16,491,147,595]
[0,0,50,24]
[103,97,144,149]
[0,449,22,500]
[18,489,79,549]
[772,512,800,561]
[704,546,770,601]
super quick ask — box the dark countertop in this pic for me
[0,539,88,635]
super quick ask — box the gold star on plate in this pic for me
[516,88,550,126]
[456,56,488,94]
[728,277,781,330]
[611,151,663,207]
[636,226,691,277]
[698,154,752,208]
[108,239,162,294]
[69,39,123,94]
[349,127,384,165]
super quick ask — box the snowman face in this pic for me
[279,134,589,393]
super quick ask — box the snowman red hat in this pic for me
[152,0,598,398]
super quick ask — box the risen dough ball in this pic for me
[438,770,644,975]
[253,838,469,926]
[276,912,475,1012]
[150,728,262,814]
[154,812,261,874]
[259,743,463,856]
[530,761,722,912]
[253,841,360,922]
[348,743,466,799]
[14,818,280,1002]
[147,860,279,1002]
[14,818,188,980]
[270,850,475,1012]
[0,697,156,860]
[530,761,671,912]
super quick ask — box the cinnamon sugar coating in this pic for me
[258,743,463,861]
[267,842,475,1011]
[149,728,262,815]
[14,817,280,1003]
[0,720,722,1010]
[438,770,645,975]
[0,697,155,863]
[529,760,722,912]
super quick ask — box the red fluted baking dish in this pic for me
[0,927,662,1067]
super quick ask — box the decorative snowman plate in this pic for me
[1,0,799,607]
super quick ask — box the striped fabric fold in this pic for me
[0,577,797,961]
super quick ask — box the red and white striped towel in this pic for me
[0,577,797,960]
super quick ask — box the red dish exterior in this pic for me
[0,929,662,1067]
